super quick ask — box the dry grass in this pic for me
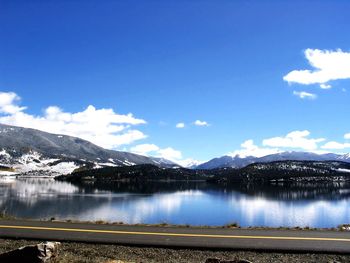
[0,239,350,263]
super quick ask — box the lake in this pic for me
[1,178,350,228]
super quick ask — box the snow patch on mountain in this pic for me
[0,150,81,177]
[0,123,178,176]
[0,149,11,159]
[337,168,350,173]
[338,153,350,161]
[197,151,350,169]
[176,159,204,169]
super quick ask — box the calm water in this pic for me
[1,178,350,228]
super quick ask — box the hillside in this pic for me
[0,123,176,176]
[197,151,350,169]
[209,160,350,184]
[58,164,209,182]
[56,160,350,185]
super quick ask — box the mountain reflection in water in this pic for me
[1,178,350,228]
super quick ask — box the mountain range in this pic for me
[1,123,350,176]
[0,123,177,176]
[196,152,350,169]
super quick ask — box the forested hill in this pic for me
[58,164,210,182]
[209,160,350,184]
[57,160,350,184]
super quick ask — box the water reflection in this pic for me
[232,182,350,201]
[1,179,350,227]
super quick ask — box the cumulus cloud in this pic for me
[130,143,201,167]
[175,158,204,168]
[0,91,147,149]
[176,122,185,128]
[262,130,325,150]
[194,120,209,126]
[283,49,350,88]
[227,130,350,159]
[228,139,280,158]
[130,144,160,155]
[293,91,317,100]
[322,133,350,150]
[131,143,181,161]
[321,141,350,150]
[320,83,331,89]
[158,147,182,160]
[0,92,27,114]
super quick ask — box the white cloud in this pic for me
[321,141,350,150]
[320,83,331,89]
[175,158,204,168]
[131,143,182,162]
[194,120,209,126]
[0,92,27,114]
[227,130,350,160]
[283,49,350,88]
[262,130,325,151]
[176,122,185,128]
[0,91,147,149]
[130,143,202,167]
[228,139,280,158]
[293,91,317,100]
[322,133,350,150]
[130,144,160,156]
[157,147,182,160]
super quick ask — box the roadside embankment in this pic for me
[0,238,349,263]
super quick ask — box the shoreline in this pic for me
[1,216,350,232]
[1,218,350,262]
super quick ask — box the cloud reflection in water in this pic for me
[1,179,350,228]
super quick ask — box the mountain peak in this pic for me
[196,151,350,170]
[0,123,176,176]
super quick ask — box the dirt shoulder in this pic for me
[0,238,349,263]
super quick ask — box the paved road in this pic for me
[1,220,350,253]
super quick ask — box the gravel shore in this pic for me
[0,238,349,263]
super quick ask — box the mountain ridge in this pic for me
[0,123,177,176]
[196,151,350,170]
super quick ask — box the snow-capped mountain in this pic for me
[210,160,350,185]
[0,123,177,176]
[196,151,350,170]
[337,153,350,161]
[195,155,256,169]
[257,151,341,163]
[176,159,204,169]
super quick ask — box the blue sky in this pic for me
[1,0,350,164]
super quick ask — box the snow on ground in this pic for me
[123,160,135,166]
[0,170,18,176]
[177,159,204,168]
[0,150,81,177]
[94,163,102,169]
[41,158,60,164]
[337,168,350,173]
[50,162,79,174]
[0,149,11,159]
[17,151,42,165]
[98,162,118,167]
[12,161,78,176]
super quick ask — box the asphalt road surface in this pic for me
[1,220,350,253]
